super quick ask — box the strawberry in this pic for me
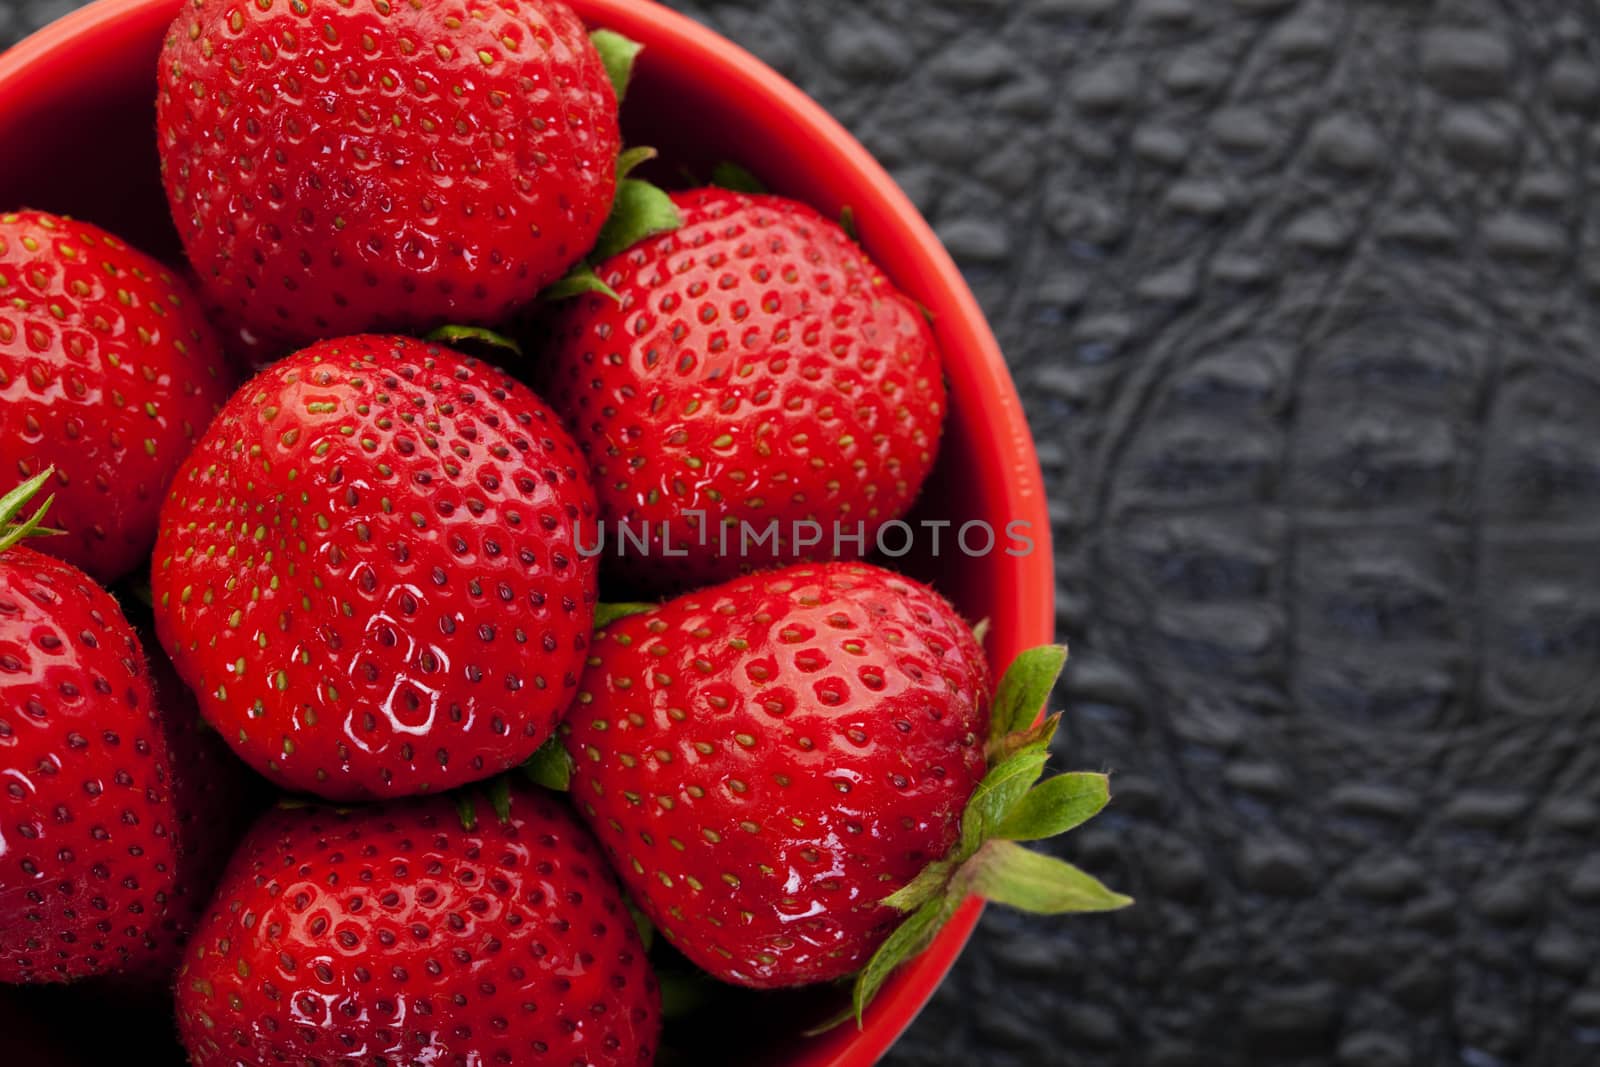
[0,210,232,583]
[152,335,600,801]
[0,472,185,983]
[537,189,947,593]
[156,0,624,349]
[562,562,1129,1013]
[174,782,661,1067]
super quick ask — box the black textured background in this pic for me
[7,2,1600,1066]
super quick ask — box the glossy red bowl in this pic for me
[0,1,1054,1063]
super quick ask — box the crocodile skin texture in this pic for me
[655,3,1600,1066]
[6,1,1599,1065]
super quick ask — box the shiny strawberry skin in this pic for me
[562,562,989,988]
[0,546,182,982]
[539,189,947,593]
[175,784,660,1067]
[0,210,232,583]
[152,335,599,801]
[156,0,620,349]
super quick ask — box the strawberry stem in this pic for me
[0,468,60,556]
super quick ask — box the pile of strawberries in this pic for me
[0,2,1126,1064]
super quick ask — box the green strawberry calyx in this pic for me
[423,325,523,359]
[848,645,1132,1026]
[840,205,859,241]
[522,736,575,792]
[593,601,658,628]
[710,161,767,194]
[591,157,682,264]
[453,776,516,832]
[545,153,682,303]
[591,29,642,104]
[0,468,62,555]
[703,162,863,242]
[544,31,684,305]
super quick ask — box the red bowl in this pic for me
[0,1,1054,1063]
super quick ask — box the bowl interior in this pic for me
[0,2,1054,1065]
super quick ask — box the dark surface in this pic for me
[6,1,1600,1066]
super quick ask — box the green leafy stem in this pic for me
[848,645,1132,1025]
[0,467,63,555]
[544,31,685,305]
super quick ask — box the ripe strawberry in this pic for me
[0,473,184,983]
[0,210,232,583]
[156,0,622,349]
[563,563,1128,1010]
[174,783,661,1067]
[538,189,947,593]
[152,335,599,801]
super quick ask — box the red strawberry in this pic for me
[152,335,599,801]
[0,473,184,982]
[0,210,232,583]
[538,189,947,593]
[156,0,622,349]
[174,782,661,1067]
[563,562,1128,1010]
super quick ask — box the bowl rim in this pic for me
[0,1,1056,1063]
